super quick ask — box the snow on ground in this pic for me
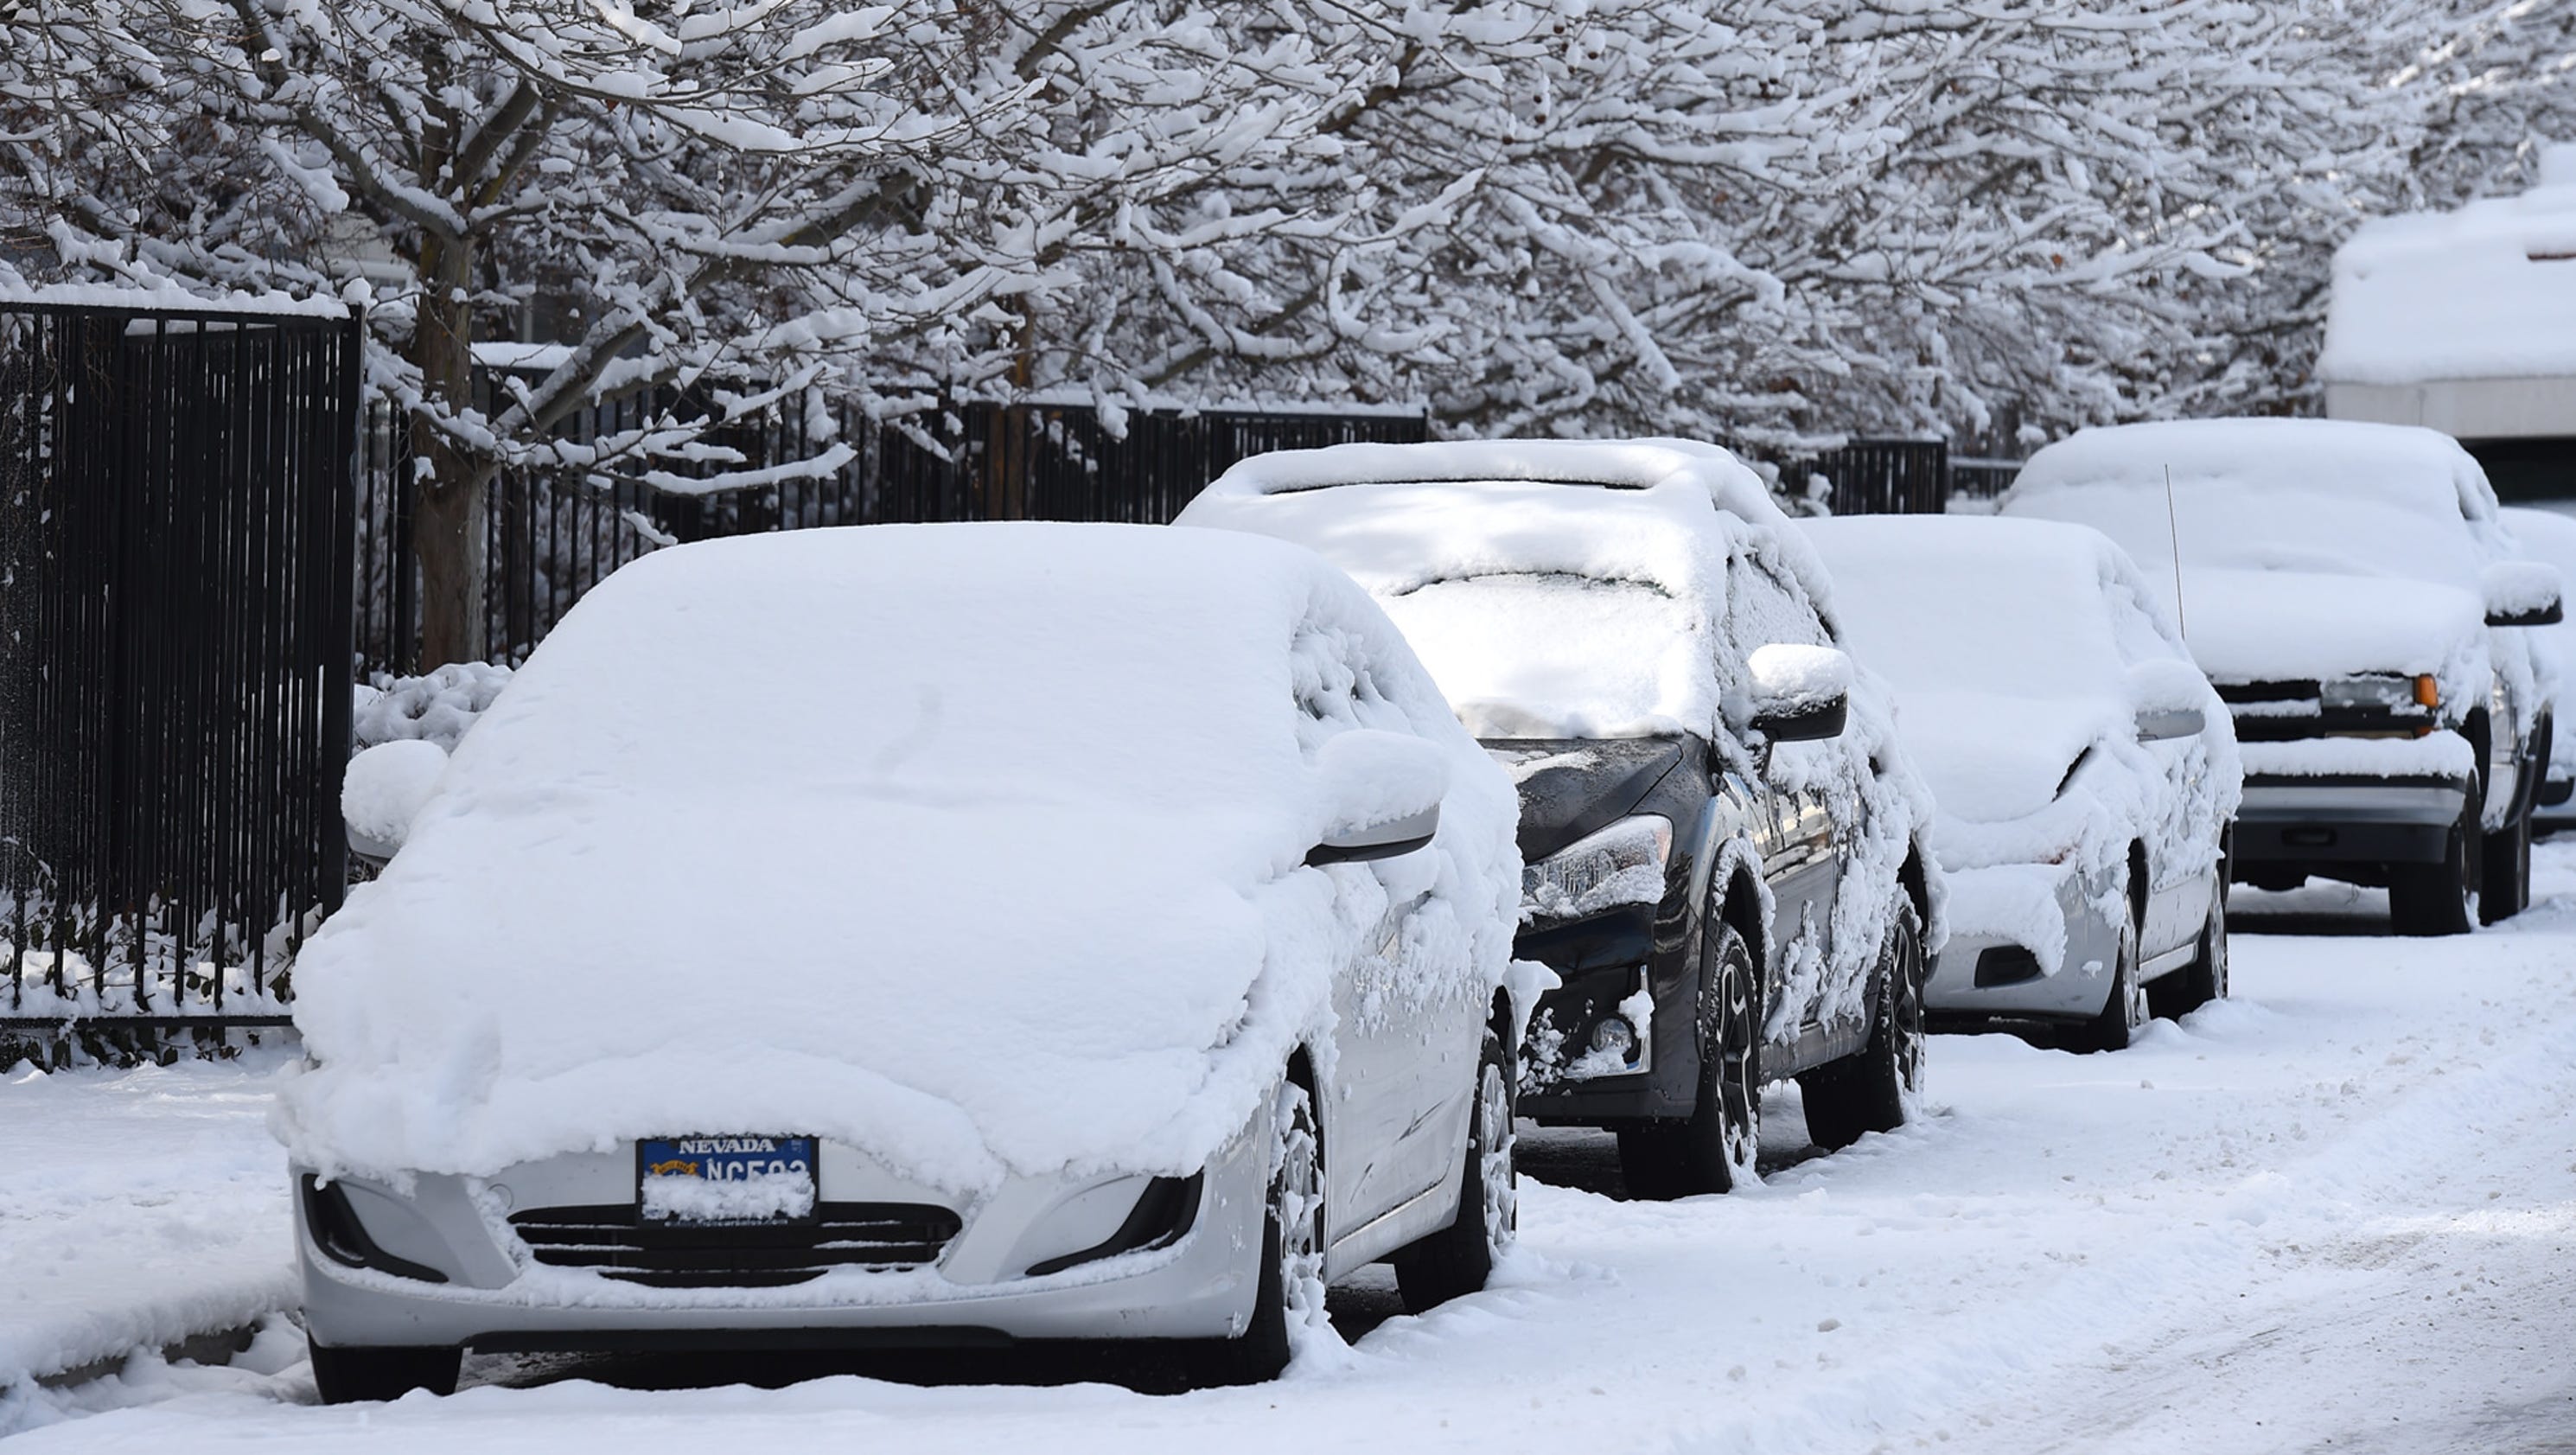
[11,851,2576,1450]
[0,1052,295,1398]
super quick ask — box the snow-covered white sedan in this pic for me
[1801,516,2241,1050]
[2003,420,2559,935]
[290,524,1526,1401]
[1179,440,1938,1197]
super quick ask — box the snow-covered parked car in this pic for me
[2499,507,2576,833]
[2002,419,2559,935]
[1801,516,2241,1050]
[289,523,1527,1401]
[1176,440,1937,1198]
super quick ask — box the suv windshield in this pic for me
[1380,573,1703,740]
[2028,479,2483,590]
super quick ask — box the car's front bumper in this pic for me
[296,1117,1271,1353]
[1923,861,2122,1025]
[1512,903,1700,1123]
[2232,774,2470,871]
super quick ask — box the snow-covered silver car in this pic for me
[2004,421,2560,935]
[289,523,1526,1401]
[1802,516,2241,1050]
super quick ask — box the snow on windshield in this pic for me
[1381,574,1705,739]
[1801,517,2149,701]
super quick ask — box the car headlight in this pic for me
[1523,815,1673,922]
[2322,673,2437,714]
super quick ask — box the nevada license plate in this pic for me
[637,1135,818,1225]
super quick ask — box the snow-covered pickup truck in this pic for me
[2003,420,2560,935]
[1179,439,1939,1199]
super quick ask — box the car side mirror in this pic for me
[1746,644,1852,744]
[2126,659,2210,742]
[2484,560,2565,628]
[1309,729,1447,865]
[2134,705,2205,742]
[342,739,449,864]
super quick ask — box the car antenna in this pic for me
[2164,463,2188,641]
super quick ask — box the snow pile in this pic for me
[1747,643,1852,716]
[340,740,446,853]
[2321,161,2576,386]
[640,1170,816,1226]
[353,662,513,753]
[274,524,1522,1192]
[1180,437,1941,1021]
[1801,516,2240,971]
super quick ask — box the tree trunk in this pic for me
[411,229,486,670]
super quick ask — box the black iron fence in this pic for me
[359,391,1428,674]
[1,302,360,1054]
[1948,456,2025,504]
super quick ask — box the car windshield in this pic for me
[1379,573,1705,740]
[1827,558,2122,701]
[2019,475,2484,590]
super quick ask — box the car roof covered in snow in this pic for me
[2321,156,2576,386]
[1184,437,1825,604]
[1178,438,1839,739]
[277,522,1521,1193]
[2000,419,2510,595]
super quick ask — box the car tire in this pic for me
[1392,1024,1515,1312]
[2152,885,2228,1018]
[1193,1079,1320,1387]
[307,1341,462,1405]
[2079,901,2148,1053]
[2390,782,2482,937]
[2478,805,2532,925]
[1799,900,1926,1151]
[1616,920,1760,1200]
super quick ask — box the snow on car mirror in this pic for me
[342,739,449,863]
[2125,659,2209,741]
[1309,729,1447,865]
[2483,559,2565,628]
[1746,643,1851,743]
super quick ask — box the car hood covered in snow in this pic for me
[275,525,1521,1193]
[2178,568,2486,687]
[1895,694,2108,831]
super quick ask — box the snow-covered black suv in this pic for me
[1179,439,1939,1197]
[2005,420,2559,935]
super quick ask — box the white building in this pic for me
[2321,146,2576,501]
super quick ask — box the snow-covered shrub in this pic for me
[353,664,511,755]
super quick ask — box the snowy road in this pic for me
[10,853,2576,1451]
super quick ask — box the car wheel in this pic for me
[1194,1079,1321,1387]
[2478,804,2532,925]
[1616,920,1761,1199]
[2390,782,2482,937]
[1392,1023,1515,1312]
[1799,900,1926,1150]
[2079,902,2148,1053]
[2153,885,2228,1018]
[307,1341,461,1405]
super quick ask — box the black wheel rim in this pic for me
[1892,914,1926,1093]
[1706,944,1759,1167]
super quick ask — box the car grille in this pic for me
[508,1203,964,1288]
[2215,680,2321,705]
